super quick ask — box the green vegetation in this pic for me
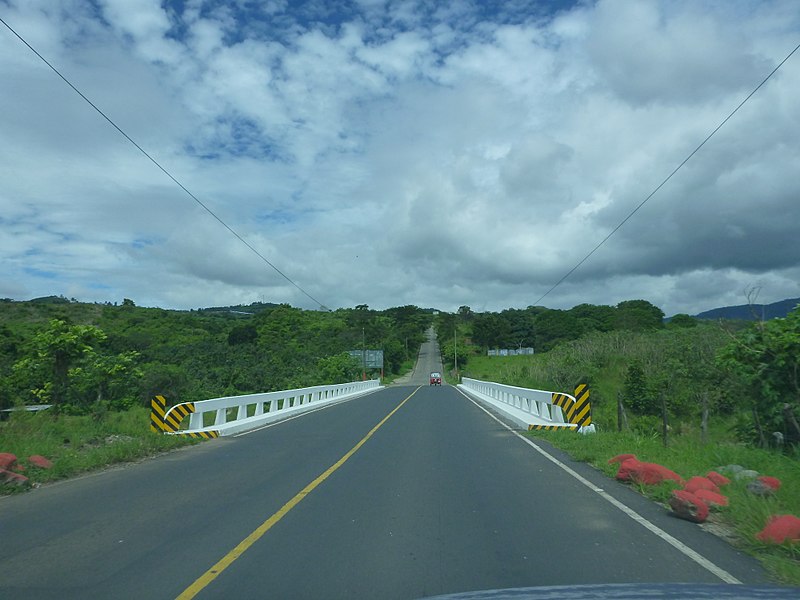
[440,301,800,584]
[530,430,800,584]
[1,407,198,491]
[0,297,431,413]
[437,300,666,356]
[1,297,431,489]
[4,294,799,583]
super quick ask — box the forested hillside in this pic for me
[435,300,800,449]
[0,297,430,413]
[4,293,798,451]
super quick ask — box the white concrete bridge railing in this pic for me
[458,377,595,433]
[164,379,383,437]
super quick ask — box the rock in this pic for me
[615,457,682,486]
[757,475,781,491]
[608,454,638,465]
[756,515,800,544]
[614,457,643,481]
[632,462,683,485]
[747,479,777,497]
[28,455,53,469]
[0,453,17,470]
[693,489,729,508]
[670,490,709,523]
[608,454,682,485]
[0,468,30,487]
[705,471,731,487]
[718,464,744,475]
[734,469,759,481]
[684,476,720,495]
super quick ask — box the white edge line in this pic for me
[456,386,742,585]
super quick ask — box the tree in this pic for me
[471,313,512,349]
[228,323,258,345]
[0,325,19,410]
[501,308,535,348]
[457,306,474,321]
[533,310,582,352]
[615,300,665,331]
[315,353,361,384]
[719,305,800,446]
[13,319,106,406]
[570,304,616,333]
[70,350,143,410]
[668,314,697,328]
[622,362,657,415]
[139,363,190,404]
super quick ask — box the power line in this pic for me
[0,16,329,311]
[534,41,800,307]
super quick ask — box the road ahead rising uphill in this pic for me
[394,326,443,385]
[1,355,768,598]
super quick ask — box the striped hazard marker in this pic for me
[150,395,169,433]
[530,384,592,432]
[150,395,219,439]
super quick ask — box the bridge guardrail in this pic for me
[458,378,594,433]
[151,379,383,437]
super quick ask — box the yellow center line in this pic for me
[176,386,421,600]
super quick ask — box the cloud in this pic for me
[1,0,799,316]
[585,0,772,106]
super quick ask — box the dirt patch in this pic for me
[700,513,745,546]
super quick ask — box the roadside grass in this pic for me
[383,359,416,384]
[0,407,199,493]
[530,428,800,585]
[463,352,800,584]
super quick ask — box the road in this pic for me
[393,326,443,385]
[0,333,772,599]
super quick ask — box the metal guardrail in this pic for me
[154,380,383,437]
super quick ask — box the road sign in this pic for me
[348,349,384,369]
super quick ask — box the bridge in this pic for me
[0,330,769,599]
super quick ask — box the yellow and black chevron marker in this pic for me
[163,401,195,432]
[171,430,220,439]
[150,395,219,438]
[572,383,592,427]
[150,395,169,433]
[537,383,592,431]
[528,424,578,431]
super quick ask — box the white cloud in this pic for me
[585,0,772,106]
[1,0,799,316]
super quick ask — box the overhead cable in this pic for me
[0,16,329,311]
[533,41,800,306]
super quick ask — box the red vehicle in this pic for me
[429,372,442,385]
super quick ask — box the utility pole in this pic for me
[454,327,458,382]
[362,327,366,381]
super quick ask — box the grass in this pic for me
[463,351,800,585]
[529,428,800,585]
[0,407,199,493]
[383,359,416,383]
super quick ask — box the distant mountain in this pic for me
[694,297,800,321]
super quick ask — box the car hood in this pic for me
[419,583,800,600]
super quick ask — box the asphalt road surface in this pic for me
[393,326,443,385]
[0,335,774,599]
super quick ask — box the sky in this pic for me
[1,0,799,316]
